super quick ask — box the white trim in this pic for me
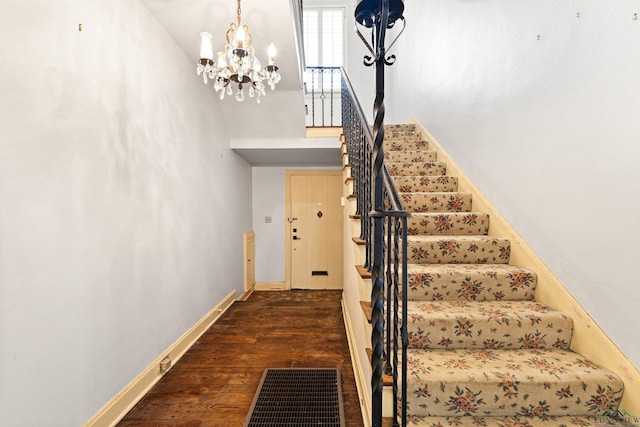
[237,288,255,301]
[289,0,305,86]
[342,295,371,427]
[255,281,287,291]
[83,290,237,427]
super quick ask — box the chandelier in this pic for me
[197,0,281,103]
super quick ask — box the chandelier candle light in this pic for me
[197,0,281,103]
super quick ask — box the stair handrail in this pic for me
[341,63,409,427]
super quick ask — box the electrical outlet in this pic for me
[159,356,172,373]
[265,216,272,223]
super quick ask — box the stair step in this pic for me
[393,176,458,193]
[388,161,446,176]
[352,237,366,246]
[384,137,429,151]
[356,264,371,279]
[408,236,511,264]
[407,264,537,302]
[408,213,489,235]
[406,300,572,350]
[360,301,372,323]
[405,348,623,417]
[366,349,393,386]
[385,150,437,163]
[385,123,417,132]
[384,130,421,140]
[405,415,613,426]
[401,192,472,213]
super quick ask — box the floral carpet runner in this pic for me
[383,124,623,426]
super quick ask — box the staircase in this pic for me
[365,124,624,426]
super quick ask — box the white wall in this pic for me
[385,0,640,366]
[0,1,252,425]
[252,167,287,282]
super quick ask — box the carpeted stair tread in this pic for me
[408,212,489,235]
[401,192,473,213]
[405,415,618,426]
[394,176,459,193]
[385,123,417,131]
[405,348,623,417]
[387,139,431,151]
[407,264,537,302]
[406,300,572,350]
[408,236,511,264]
[388,161,447,176]
[385,128,420,138]
[385,132,421,142]
[385,150,438,163]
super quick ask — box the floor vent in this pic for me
[245,368,345,427]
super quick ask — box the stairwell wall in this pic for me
[384,0,640,367]
[0,0,251,425]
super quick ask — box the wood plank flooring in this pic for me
[117,290,364,427]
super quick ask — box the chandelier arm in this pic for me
[244,25,253,49]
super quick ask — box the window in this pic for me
[303,7,344,91]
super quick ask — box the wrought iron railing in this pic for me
[341,66,409,427]
[304,66,342,127]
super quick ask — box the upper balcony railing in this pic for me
[304,66,342,128]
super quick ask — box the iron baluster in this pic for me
[353,1,406,426]
[385,214,393,376]
[341,59,408,426]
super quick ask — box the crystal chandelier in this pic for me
[197,0,281,103]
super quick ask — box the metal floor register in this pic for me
[244,368,346,427]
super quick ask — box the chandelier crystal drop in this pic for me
[196,0,281,103]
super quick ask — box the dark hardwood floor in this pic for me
[118,290,364,427]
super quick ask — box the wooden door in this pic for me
[286,170,343,289]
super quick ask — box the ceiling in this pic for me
[140,0,338,166]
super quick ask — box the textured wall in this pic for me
[384,0,640,366]
[0,0,252,424]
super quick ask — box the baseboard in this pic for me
[237,286,255,301]
[341,295,371,427]
[411,117,640,415]
[83,290,237,427]
[255,281,286,291]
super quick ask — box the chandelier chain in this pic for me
[237,0,241,26]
